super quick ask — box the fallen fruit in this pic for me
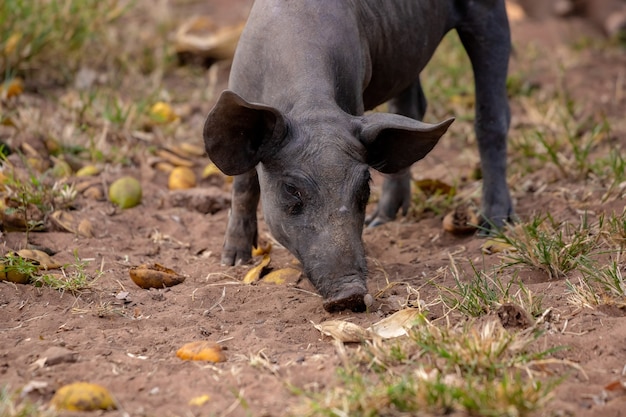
[149,101,178,123]
[262,267,300,285]
[129,263,185,289]
[176,341,226,362]
[50,382,117,411]
[108,176,142,209]
[442,206,479,235]
[168,166,197,190]
[75,165,101,177]
[243,254,271,284]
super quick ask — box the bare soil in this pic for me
[1,1,626,416]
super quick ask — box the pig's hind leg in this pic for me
[456,1,514,231]
[366,80,427,227]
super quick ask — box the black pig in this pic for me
[204,0,513,312]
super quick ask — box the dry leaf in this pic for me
[604,380,626,392]
[50,382,117,411]
[243,254,271,284]
[50,210,77,233]
[368,308,423,338]
[129,263,186,289]
[175,16,244,61]
[16,249,61,269]
[313,320,372,343]
[413,179,455,197]
[262,267,300,285]
[170,142,206,158]
[77,219,94,238]
[176,341,226,362]
[156,149,194,168]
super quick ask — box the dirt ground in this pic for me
[1,1,626,416]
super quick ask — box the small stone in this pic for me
[40,346,78,366]
[364,293,374,307]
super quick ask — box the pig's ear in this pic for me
[359,113,454,174]
[203,90,287,175]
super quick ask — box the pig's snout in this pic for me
[321,276,368,313]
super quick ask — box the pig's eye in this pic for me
[283,183,304,215]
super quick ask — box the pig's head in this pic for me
[204,90,453,312]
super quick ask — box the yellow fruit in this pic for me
[243,254,271,284]
[202,162,224,179]
[2,78,23,99]
[149,101,178,123]
[129,263,186,289]
[176,341,226,362]
[168,166,196,190]
[108,176,142,209]
[262,267,301,285]
[76,165,101,177]
[4,33,21,55]
[51,382,117,411]
[50,157,72,178]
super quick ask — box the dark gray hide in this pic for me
[204,0,513,312]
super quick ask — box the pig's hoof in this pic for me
[323,286,368,313]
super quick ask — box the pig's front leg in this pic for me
[365,169,411,227]
[221,169,260,265]
[366,81,427,227]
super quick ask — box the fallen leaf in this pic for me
[16,249,61,269]
[50,210,77,234]
[262,267,300,285]
[156,149,194,167]
[50,382,117,411]
[170,142,206,158]
[313,320,372,343]
[176,341,226,362]
[155,161,176,173]
[413,178,455,197]
[77,219,94,238]
[129,263,186,289]
[604,380,626,392]
[175,16,244,61]
[243,254,271,284]
[369,308,423,338]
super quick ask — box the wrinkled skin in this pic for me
[204,0,513,312]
